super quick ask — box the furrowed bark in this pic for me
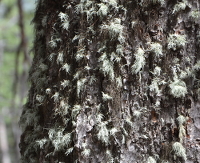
[19,0,200,162]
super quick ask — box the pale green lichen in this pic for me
[65,147,74,156]
[102,92,113,101]
[133,110,142,119]
[131,21,137,28]
[125,118,134,127]
[106,150,114,163]
[52,92,59,102]
[72,35,80,42]
[48,53,57,61]
[48,128,71,152]
[177,115,186,125]
[155,99,161,107]
[152,0,165,5]
[57,51,64,64]
[88,75,97,85]
[98,45,106,53]
[116,76,122,87]
[62,63,70,74]
[81,142,90,157]
[99,53,115,80]
[84,65,90,71]
[81,148,91,157]
[75,2,84,13]
[167,34,187,50]
[97,121,109,144]
[19,109,40,131]
[190,10,200,21]
[36,138,48,149]
[77,78,87,96]
[149,78,161,95]
[197,88,200,97]
[172,142,187,161]
[101,0,118,7]
[110,128,118,136]
[179,125,186,143]
[46,88,51,94]
[96,113,104,123]
[108,0,118,7]
[153,154,159,160]
[197,31,200,43]
[179,68,193,79]
[149,42,163,57]
[131,47,145,74]
[172,0,189,13]
[86,7,97,22]
[39,63,48,71]
[147,156,156,163]
[75,0,96,21]
[116,44,124,56]
[76,47,85,61]
[169,78,187,98]
[153,66,162,76]
[110,52,121,63]
[36,94,44,103]
[193,60,200,71]
[54,100,69,116]
[49,36,61,49]
[74,70,81,79]
[101,18,125,43]
[61,80,70,88]
[97,3,109,18]
[177,115,186,143]
[58,12,69,30]
[58,12,68,21]
[72,105,81,120]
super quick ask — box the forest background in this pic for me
[0,0,35,162]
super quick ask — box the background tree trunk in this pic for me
[19,0,200,162]
[0,114,11,163]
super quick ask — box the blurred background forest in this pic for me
[0,0,35,162]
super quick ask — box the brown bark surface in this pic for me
[19,0,200,162]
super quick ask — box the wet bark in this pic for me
[19,0,200,163]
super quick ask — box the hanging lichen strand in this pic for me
[19,0,200,162]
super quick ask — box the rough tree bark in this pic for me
[19,0,200,163]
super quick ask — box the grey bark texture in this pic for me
[19,0,200,163]
[0,115,11,163]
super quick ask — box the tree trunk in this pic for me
[0,114,11,163]
[19,0,200,162]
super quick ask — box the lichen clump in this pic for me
[169,79,187,98]
[172,142,187,161]
[167,34,187,50]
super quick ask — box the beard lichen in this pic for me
[19,0,199,162]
